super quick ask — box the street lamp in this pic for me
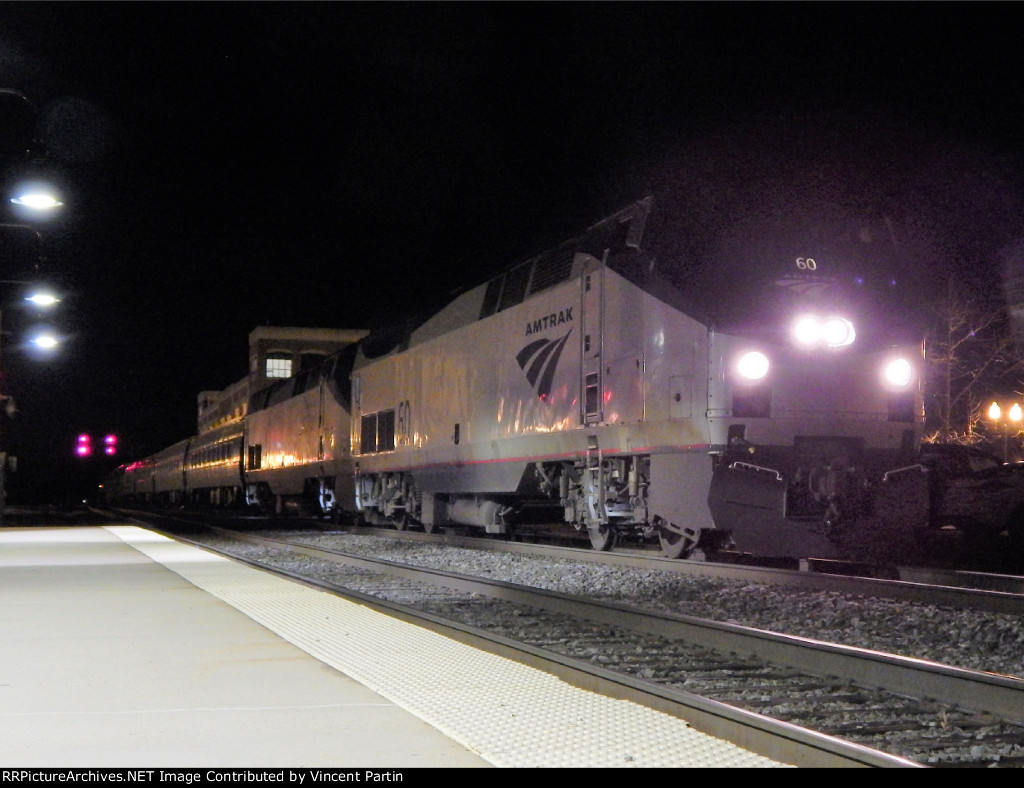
[2,89,68,520]
[10,187,64,215]
[987,401,1023,462]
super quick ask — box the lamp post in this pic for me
[987,401,1023,463]
[2,89,66,521]
[0,210,62,525]
[0,284,61,526]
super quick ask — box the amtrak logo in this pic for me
[774,274,836,297]
[524,307,573,335]
[516,329,572,401]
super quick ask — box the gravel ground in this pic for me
[256,530,1024,680]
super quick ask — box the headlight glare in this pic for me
[793,316,820,346]
[737,351,769,381]
[883,357,913,387]
[822,317,855,347]
[791,315,856,347]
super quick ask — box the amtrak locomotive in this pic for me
[107,196,927,560]
[349,197,924,558]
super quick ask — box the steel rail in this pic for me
[348,521,1024,614]
[100,507,1024,613]
[218,528,1024,724]
[179,525,924,768]
[102,509,1024,721]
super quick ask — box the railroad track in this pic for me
[346,522,1024,615]
[110,510,1024,767]
[99,507,1024,613]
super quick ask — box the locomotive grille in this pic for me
[480,243,578,319]
[528,244,576,295]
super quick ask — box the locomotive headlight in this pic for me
[791,315,856,347]
[883,357,913,387]
[821,317,855,347]
[792,316,822,346]
[736,351,769,380]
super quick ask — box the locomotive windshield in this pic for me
[642,215,928,350]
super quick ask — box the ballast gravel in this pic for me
[246,531,1024,680]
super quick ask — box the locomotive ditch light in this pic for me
[883,357,913,388]
[736,351,769,380]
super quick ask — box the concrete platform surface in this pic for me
[0,525,787,768]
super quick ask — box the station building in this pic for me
[196,326,368,435]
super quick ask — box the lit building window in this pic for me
[266,355,292,378]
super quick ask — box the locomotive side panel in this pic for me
[489,277,583,441]
[353,249,726,543]
[355,278,587,498]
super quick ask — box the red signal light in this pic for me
[75,433,117,457]
[76,434,92,457]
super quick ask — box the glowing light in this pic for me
[821,317,855,347]
[10,192,63,210]
[791,315,856,347]
[988,401,1022,461]
[736,351,769,380]
[25,292,60,307]
[883,358,913,387]
[31,332,59,350]
[792,316,821,346]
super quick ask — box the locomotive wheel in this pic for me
[588,525,616,551]
[658,527,696,559]
[390,513,409,531]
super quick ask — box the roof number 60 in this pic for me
[796,257,817,270]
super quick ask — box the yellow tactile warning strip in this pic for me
[106,525,789,768]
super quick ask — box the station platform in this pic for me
[0,524,787,768]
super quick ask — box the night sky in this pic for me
[1,2,1023,503]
